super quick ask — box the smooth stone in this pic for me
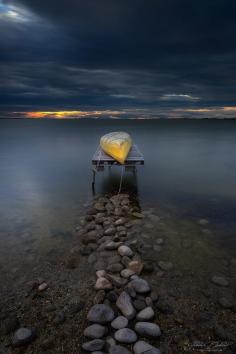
[128,260,143,275]
[87,304,115,323]
[156,238,164,245]
[82,339,105,351]
[114,328,137,343]
[145,297,153,307]
[109,345,132,354]
[107,255,121,264]
[105,336,116,350]
[12,327,35,346]
[111,316,128,330]
[106,274,128,288]
[84,324,107,339]
[105,242,123,250]
[133,340,162,354]
[158,261,173,271]
[104,227,116,236]
[118,245,133,257]
[132,212,144,219]
[95,277,113,290]
[115,218,126,226]
[133,299,146,311]
[218,297,233,309]
[211,276,229,287]
[121,256,131,267]
[38,282,48,292]
[150,291,158,302]
[135,322,161,338]
[106,263,123,273]
[107,291,119,303]
[136,307,154,321]
[94,290,106,304]
[96,270,106,278]
[121,269,135,278]
[116,291,136,319]
[130,278,151,293]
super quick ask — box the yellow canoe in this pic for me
[100,132,132,164]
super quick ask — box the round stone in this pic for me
[109,345,132,354]
[130,278,151,293]
[12,327,35,346]
[106,263,123,273]
[87,304,115,324]
[114,328,137,343]
[84,324,107,339]
[128,261,143,275]
[211,276,229,287]
[95,277,113,290]
[133,299,146,311]
[96,270,106,278]
[118,245,133,257]
[136,307,155,321]
[38,282,48,292]
[111,316,128,330]
[218,297,233,309]
[116,291,136,319]
[82,339,105,351]
[135,322,161,338]
[133,340,162,354]
[158,261,173,271]
[121,269,135,278]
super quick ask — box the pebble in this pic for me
[158,261,173,271]
[94,290,106,304]
[106,290,118,303]
[130,278,151,293]
[133,340,162,354]
[150,291,158,302]
[135,322,161,338]
[128,260,143,275]
[12,327,35,346]
[156,238,164,245]
[95,277,113,290]
[121,269,135,278]
[104,227,116,236]
[84,324,107,339]
[111,316,128,329]
[133,299,146,311]
[114,328,137,343]
[118,245,133,257]
[136,307,155,321]
[198,218,209,225]
[218,297,233,309]
[211,275,229,287]
[116,291,136,319]
[132,212,144,219]
[121,256,131,267]
[82,339,105,351]
[96,270,106,278]
[107,274,128,288]
[87,304,115,323]
[105,242,123,250]
[109,345,132,354]
[106,263,123,273]
[38,282,48,292]
[115,218,126,226]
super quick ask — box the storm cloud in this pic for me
[0,0,235,118]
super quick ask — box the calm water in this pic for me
[0,118,236,259]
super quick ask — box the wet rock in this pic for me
[133,340,162,354]
[118,245,133,257]
[109,345,132,354]
[218,297,233,309]
[114,328,137,343]
[130,278,151,293]
[121,269,135,278]
[135,322,161,338]
[136,307,154,321]
[111,316,128,330]
[12,327,35,346]
[104,227,116,236]
[128,260,143,275]
[82,339,105,351]
[84,324,107,339]
[87,304,115,324]
[116,291,136,319]
[106,263,123,273]
[38,282,48,292]
[211,275,229,286]
[158,261,173,271]
[95,277,113,290]
[94,290,106,304]
[133,299,146,311]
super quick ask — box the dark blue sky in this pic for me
[0,0,236,118]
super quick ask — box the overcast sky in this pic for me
[0,0,235,118]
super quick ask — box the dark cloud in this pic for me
[0,0,235,117]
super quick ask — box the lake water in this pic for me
[0,119,236,256]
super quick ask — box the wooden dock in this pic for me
[92,144,144,186]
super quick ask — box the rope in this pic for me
[118,165,125,194]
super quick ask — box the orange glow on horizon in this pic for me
[24,110,123,119]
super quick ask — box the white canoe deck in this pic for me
[92,144,144,166]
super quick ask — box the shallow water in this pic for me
[0,119,236,257]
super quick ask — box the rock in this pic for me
[105,242,123,250]
[81,245,93,255]
[114,328,137,343]
[111,316,128,330]
[211,275,229,287]
[145,297,153,307]
[150,291,158,302]
[115,218,126,226]
[109,345,132,354]
[104,227,116,236]
[106,274,128,288]
[94,203,106,212]
[54,311,65,324]
[133,340,162,354]
[12,327,35,346]
[135,322,161,338]
[94,290,106,304]
[154,245,162,252]
[121,256,131,267]
[133,299,146,311]
[136,307,154,321]
[132,212,144,219]
[128,260,143,275]
[84,324,107,339]
[198,218,209,225]
[116,291,136,319]
[158,261,173,271]
[121,269,135,278]
[106,291,118,303]
[125,285,136,298]
[130,278,151,293]
[95,277,113,290]
[106,263,123,273]
[94,261,107,271]
[118,245,133,257]
[96,270,106,278]
[38,282,48,292]
[87,304,115,324]
[105,336,116,351]
[88,254,97,264]
[82,339,105,351]
[218,297,233,309]
[107,255,121,264]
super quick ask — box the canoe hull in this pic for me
[100,132,132,164]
